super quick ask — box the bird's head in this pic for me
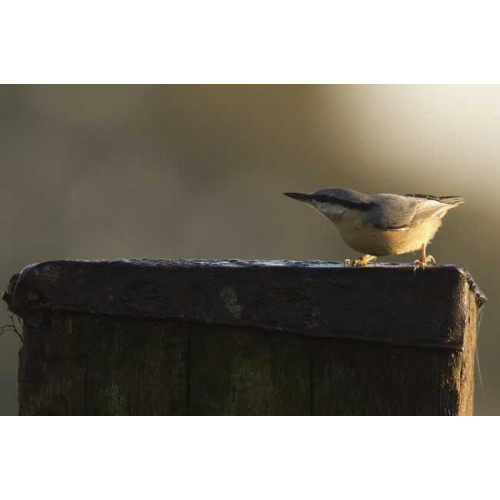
[284,188,373,222]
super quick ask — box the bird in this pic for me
[283,188,464,268]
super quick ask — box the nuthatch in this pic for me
[284,188,464,268]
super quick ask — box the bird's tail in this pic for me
[406,193,465,206]
[438,196,465,206]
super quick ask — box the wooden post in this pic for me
[3,259,486,416]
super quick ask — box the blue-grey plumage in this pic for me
[283,188,464,267]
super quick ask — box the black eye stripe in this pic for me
[311,194,373,211]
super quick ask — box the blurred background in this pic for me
[0,85,497,415]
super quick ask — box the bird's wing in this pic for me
[366,194,453,230]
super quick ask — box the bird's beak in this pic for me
[283,192,313,202]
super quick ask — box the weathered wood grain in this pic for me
[6,259,485,416]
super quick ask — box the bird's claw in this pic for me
[345,258,365,267]
[345,256,376,268]
[345,258,358,267]
[413,255,436,271]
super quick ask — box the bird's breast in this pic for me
[335,217,443,256]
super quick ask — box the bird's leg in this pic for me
[413,244,436,270]
[345,254,377,267]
